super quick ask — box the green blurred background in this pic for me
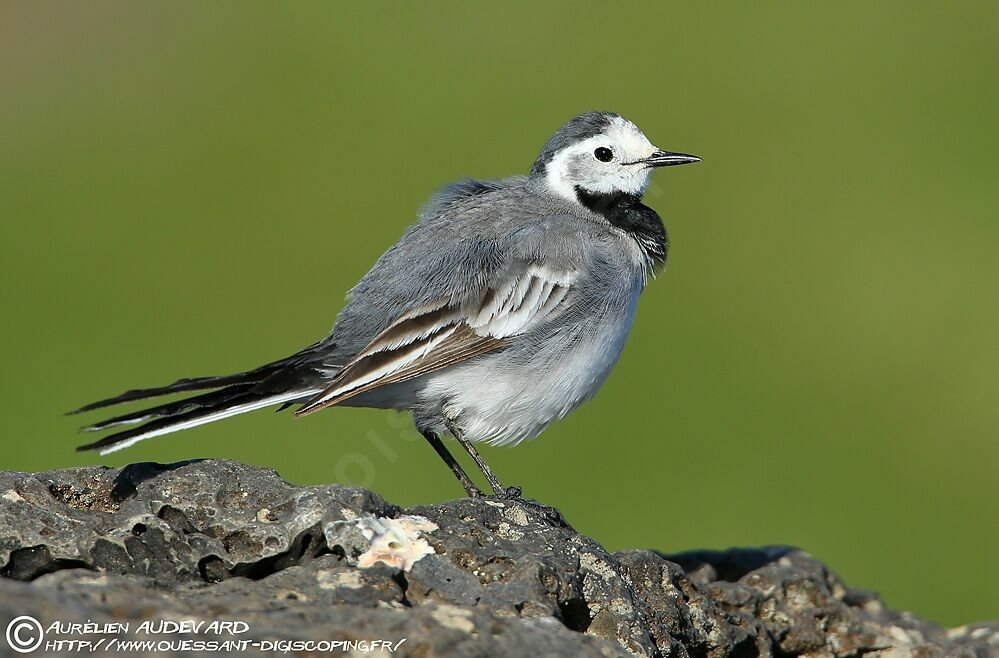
[2,2,996,626]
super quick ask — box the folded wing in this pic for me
[295,264,575,414]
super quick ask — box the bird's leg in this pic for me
[438,421,573,528]
[420,429,484,498]
[442,419,572,527]
[443,418,517,498]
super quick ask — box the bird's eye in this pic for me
[594,147,614,162]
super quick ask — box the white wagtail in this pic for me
[73,111,700,497]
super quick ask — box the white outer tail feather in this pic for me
[96,389,321,455]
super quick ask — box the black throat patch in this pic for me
[574,186,668,270]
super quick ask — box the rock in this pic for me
[0,459,994,657]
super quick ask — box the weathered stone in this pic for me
[0,460,994,657]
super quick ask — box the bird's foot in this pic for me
[500,485,523,499]
[486,486,573,531]
[462,485,487,498]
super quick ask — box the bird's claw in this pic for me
[500,485,523,499]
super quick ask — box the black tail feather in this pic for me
[75,391,266,453]
[68,356,301,415]
[69,336,334,416]
[78,384,256,433]
[71,336,335,454]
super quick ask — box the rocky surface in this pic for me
[0,459,995,657]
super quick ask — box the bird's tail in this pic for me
[71,338,332,455]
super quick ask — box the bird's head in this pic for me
[531,111,699,206]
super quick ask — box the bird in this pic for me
[72,111,700,498]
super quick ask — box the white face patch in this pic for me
[544,116,658,204]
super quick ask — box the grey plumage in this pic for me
[531,111,617,175]
[73,111,699,496]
